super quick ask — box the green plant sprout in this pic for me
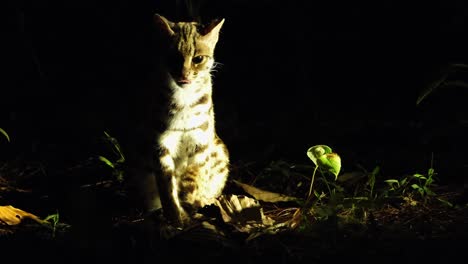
[306,145,341,199]
[411,168,436,199]
[272,146,459,234]
[367,166,379,200]
[43,211,60,238]
[339,165,382,212]
[98,131,126,182]
[384,166,438,203]
[101,131,125,164]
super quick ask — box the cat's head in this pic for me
[154,14,225,88]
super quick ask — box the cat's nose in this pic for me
[181,68,190,79]
[178,68,192,84]
[177,70,192,85]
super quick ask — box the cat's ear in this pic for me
[200,18,225,45]
[154,13,175,36]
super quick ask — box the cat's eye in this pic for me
[192,56,205,64]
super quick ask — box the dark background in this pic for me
[2,0,468,187]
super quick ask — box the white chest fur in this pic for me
[158,78,215,159]
[167,79,213,130]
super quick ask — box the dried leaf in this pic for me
[232,180,299,203]
[214,194,274,233]
[0,205,44,225]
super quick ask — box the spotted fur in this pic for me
[153,14,229,226]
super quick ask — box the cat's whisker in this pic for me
[212,62,224,70]
[210,62,224,76]
[213,61,224,67]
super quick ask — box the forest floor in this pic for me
[1,155,468,264]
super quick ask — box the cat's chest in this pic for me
[171,83,203,106]
[166,84,212,130]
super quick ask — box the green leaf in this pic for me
[307,145,341,180]
[313,190,321,200]
[413,173,425,179]
[102,130,126,164]
[384,179,399,185]
[43,213,59,224]
[426,177,433,186]
[307,145,332,167]
[369,166,379,189]
[0,128,10,142]
[400,178,407,186]
[428,168,435,177]
[43,212,60,238]
[317,153,341,180]
[411,183,421,190]
[318,191,326,200]
[384,179,399,190]
[98,156,115,169]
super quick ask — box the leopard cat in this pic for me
[144,14,230,227]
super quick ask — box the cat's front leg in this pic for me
[157,132,188,226]
[180,142,211,208]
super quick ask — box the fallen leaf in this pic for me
[232,180,300,203]
[0,205,44,225]
[214,194,274,233]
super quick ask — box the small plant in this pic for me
[366,166,379,200]
[98,131,126,182]
[340,165,382,214]
[411,168,436,199]
[306,145,341,199]
[384,167,437,203]
[43,211,60,238]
